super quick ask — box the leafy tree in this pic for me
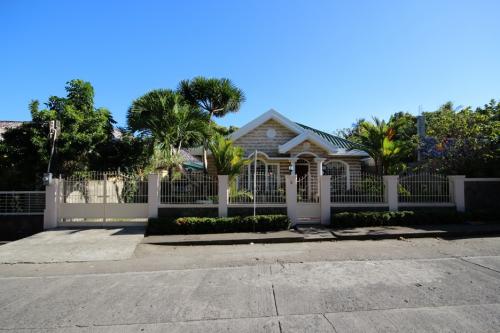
[387,112,418,166]
[89,129,150,173]
[208,134,248,180]
[127,89,209,174]
[178,77,245,171]
[178,77,245,120]
[0,80,115,189]
[211,123,239,136]
[423,101,500,176]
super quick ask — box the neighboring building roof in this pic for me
[295,123,364,150]
[0,121,25,139]
[179,149,203,169]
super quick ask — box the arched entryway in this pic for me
[293,157,320,223]
[295,158,309,179]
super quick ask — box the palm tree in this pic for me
[208,134,247,180]
[178,77,245,171]
[127,89,209,175]
[354,117,401,174]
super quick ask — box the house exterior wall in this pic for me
[206,120,364,178]
[233,119,297,157]
[288,140,328,157]
[206,155,218,177]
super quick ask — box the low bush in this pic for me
[332,211,465,228]
[148,214,290,235]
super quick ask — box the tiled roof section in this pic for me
[0,121,25,138]
[295,123,365,150]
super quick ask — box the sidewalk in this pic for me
[142,223,500,245]
[331,222,500,240]
[143,226,336,245]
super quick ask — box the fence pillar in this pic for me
[320,175,331,225]
[148,173,160,218]
[43,178,59,229]
[286,175,297,225]
[449,175,466,212]
[383,175,399,211]
[218,175,229,217]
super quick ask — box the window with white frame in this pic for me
[323,161,347,177]
[323,160,350,191]
[241,160,280,192]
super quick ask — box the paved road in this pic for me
[1,237,499,332]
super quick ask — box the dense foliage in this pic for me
[178,77,245,171]
[0,80,146,189]
[0,77,244,189]
[148,215,290,234]
[341,99,500,176]
[127,89,209,174]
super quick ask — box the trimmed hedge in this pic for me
[332,210,500,228]
[332,211,458,228]
[148,214,290,235]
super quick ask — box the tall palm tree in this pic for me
[354,117,401,174]
[178,77,245,171]
[127,89,209,174]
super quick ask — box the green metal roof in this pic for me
[295,123,365,150]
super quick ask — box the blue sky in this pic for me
[1,0,499,133]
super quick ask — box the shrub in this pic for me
[148,214,290,235]
[331,210,467,228]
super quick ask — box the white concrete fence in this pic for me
[42,173,467,228]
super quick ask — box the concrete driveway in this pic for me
[0,227,144,263]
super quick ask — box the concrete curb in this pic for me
[144,237,305,246]
[143,231,336,246]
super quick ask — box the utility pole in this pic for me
[43,120,60,186]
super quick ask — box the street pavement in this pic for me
[0,236,499,332]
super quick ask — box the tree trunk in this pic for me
[202,112,214,173]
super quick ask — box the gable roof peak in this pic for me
[229,109,305,141]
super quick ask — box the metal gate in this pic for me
[296,174,321,223]
[58,172,148,226]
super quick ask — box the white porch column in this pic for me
[148,173,160,218]
[320,175,331,225]
[289,158,298,175]
[448,175,466,212]
[383,175,399,211]
[43,178,59,229]
[285,175,297,225]
[314,158,325,177]
[218,175,229,217]
[314,158,326,201]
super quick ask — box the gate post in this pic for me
[218,175,229,217]
[148,173,160,218]
[320,175,331,225]
[383,175,399,211]
[286,175,297,225]
[448,175,466,212]
[44,178,59,229]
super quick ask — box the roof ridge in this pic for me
[295,122,364,150]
